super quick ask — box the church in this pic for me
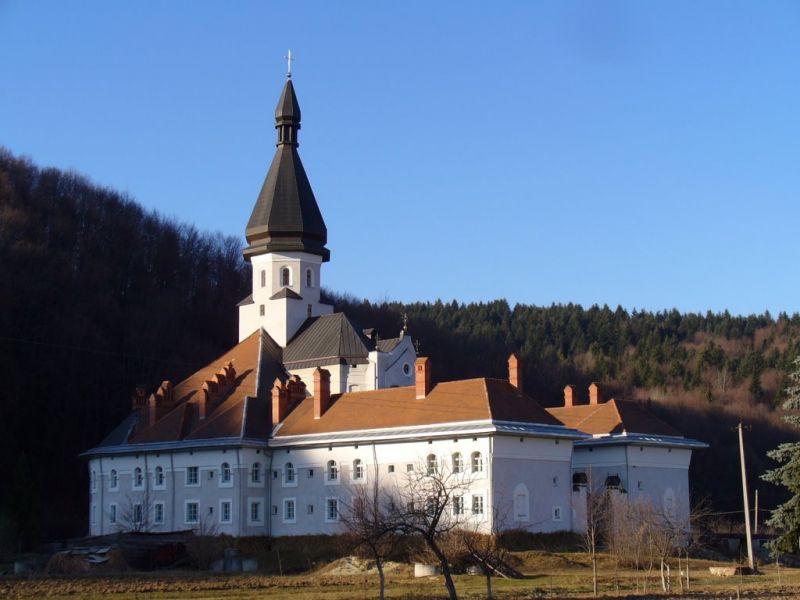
[83,74,706,538]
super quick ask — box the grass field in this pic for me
[2,552,800,599]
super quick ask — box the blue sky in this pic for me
[1,1,798,315]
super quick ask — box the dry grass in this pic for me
[3,552,800,599]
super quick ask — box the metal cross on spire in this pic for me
[285,49,294,79]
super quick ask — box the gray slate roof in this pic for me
[270,288,303,300]
[377,337,403,353]
[244,79,329,262]
[284,313,372,369]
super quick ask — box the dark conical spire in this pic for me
[244,78,329,262]
[275,79,301,146]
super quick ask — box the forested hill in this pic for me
[0,150,250,552]
[1,148,797,551]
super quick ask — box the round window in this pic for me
[402,363,411,376]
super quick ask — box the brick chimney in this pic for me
[272,378,288,423]
[132,384,148,409]
[589,382,603,405]
[314,368,331,419]
[415,357,432,399]
[508,353,522,392]
[147,394,158,427]
[563,384,577,407]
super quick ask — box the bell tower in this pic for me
[238,72,332,345]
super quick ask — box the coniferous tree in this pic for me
[762,357,800,552]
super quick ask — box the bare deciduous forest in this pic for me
[0,148,796,552]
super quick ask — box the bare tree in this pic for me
[572,471,610,597]
[340,463,403,600]
[607,497,655,592]
[389,458,475,600]
[116,490,153,533]
[456,506,518,600]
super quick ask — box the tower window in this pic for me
[281,267,291,287]
[305,268,313,288]
[260,270,266,288]
[259,304,265,317]
[307,304,312,318]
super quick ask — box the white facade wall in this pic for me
[491,435,575,532]
[88,448,271,537]
[270,436,494,536]
[239,251,333,344]
[571,443,693,525]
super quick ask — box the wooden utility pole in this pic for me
[738,423,755,570]
[754,490,759,535]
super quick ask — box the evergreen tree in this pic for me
[762,357,800,552]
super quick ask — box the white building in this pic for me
[83,76,705,538]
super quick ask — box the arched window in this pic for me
[353,459,364,480]
[285,462,295,483]
[513,483,530,522]
[155,466,164,487]
[305,268,313,288]
[280,267,291,287]
[134,467,143,488]
[426,454,438,475]
[260,269,266,288]
[471,452,483,473]
[110,469,118,490]
[251,462,261,483]
[452,452,463,474]
[327,460,338,481]
[572,472,588,491]
[220,462,231,483]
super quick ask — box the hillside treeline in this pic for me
[0,150,249,552]
[1,149,797,551]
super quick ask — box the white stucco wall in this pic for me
[269,436,494,536]
[88,448,271,537]
[570,442,694,527]
[490,435,575,532]
[239,251,333,344]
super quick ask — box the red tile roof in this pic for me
[546,399,681,437]
[274,378,561,437]
[127,330,285,444]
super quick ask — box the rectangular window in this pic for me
[283,499,296,523]
[388,465,395,473]
[406,463,414,472]
[109,503,117,524]
[185,501,199,524]
[249,500,263,524]
[552,506,562,522]
[154,502,164,525]
[220,501,232,524]
[186,466,199,486]
[452,496,464,516]
[307,504,314,515]
[326,498,339,522]
[259,304,265,316]
[308,469,314,478]
[91,504,96,524]
[472,495,484,516]
[133,503,143,524]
